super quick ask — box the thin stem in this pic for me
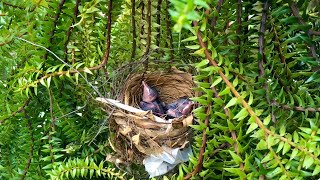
[44,0,66,60]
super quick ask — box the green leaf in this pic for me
[196,59,209,68]
[261,152,273,163]
[229,150,243,165]
[290,148,299,160]
[84,67,93,75]
[181,36,197,42]
[218,87,230,96]
[225,97,238,109]
[186,45,200,50]
[194,0,210,9]
[279,125,286,136]
[312,165,320,176]
[224,168,246,178]
[246,122,258,134]
[303,155,314,169]
[263,115,271,125]
[233,108,249,120]
[282,142,290,155]
[256,139,267,150]
[266,167,282,179]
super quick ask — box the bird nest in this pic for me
[97,69,196,163]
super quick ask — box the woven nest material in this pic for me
[100,69,196,163]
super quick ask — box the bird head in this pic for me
[142,81,158,102]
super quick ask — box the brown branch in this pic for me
[156,0,162,48]
[310,30,320,36]
[130,0,137,61]
[100,0,113,69]
[44,0,66,60]
[289,2,318,61]
[210,0,224,32]
[183,103,211,180]
[271,100,320,112]
[235,0,242,64]
[3,2,25,9]
[48,89,55,163]
[272,25,286,64]
[21,116,34,180]
[0,99,30,124]
[140,1,145,41]
[64,0,81,61]
[145,0,152,55]
[212,85,244,169]
[165,0,174,61]
[258,0,269,77]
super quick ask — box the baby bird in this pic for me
[140,81,165,116]
[139,101,165,116]
[142,81,158,102]
[165,97,194,119]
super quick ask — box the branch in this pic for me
[193,19,320,166]
[183,102,211,180]
[156,0,162,48]
[272,100,320,112]
[212,84,244,169]
[165,0,174,61]
[130,0,137,61]
[258,0,269,77]
[44,0,66,60]
[64,0,81,61]
[3,2,24,9]
[21,117,34,180]
[48,89,55,163]
[100,0,113,68]
[210,0,224,32]
[235,0,242,63]
[289,2,318,61]
[0,99,30,124]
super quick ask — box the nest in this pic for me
[100,68,196,163]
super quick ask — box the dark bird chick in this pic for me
[166,108,183,119]
[165,98,194,115]
[139,101,165,116]
[142,81,158,102]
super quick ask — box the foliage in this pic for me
[0,0,320,180]
[170,0,320,179]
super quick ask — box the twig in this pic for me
[209,143,230,158]
[44,0,66,60]
[212,85,244,169]
[165,0,174,61]
[48,89,55,163]
[3,2,24,9]
[183,103,211,180]
[21,116,34,180]
[0,99,30,124]
[258,0,269,77]
[130,0,137,61]
[64,0,81,61]
[100,0,113,68]
[289,2,318,61]
[210,0,224,32]
[271,100,320,112]
[272,24,286,64]
[156,0,162,48]
[235,0,242,64]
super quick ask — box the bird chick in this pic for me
[165,98,194,119]
[166,108,183,119]
[139,101,165,116]
[142,81,158,102]
[165,98,194,114]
